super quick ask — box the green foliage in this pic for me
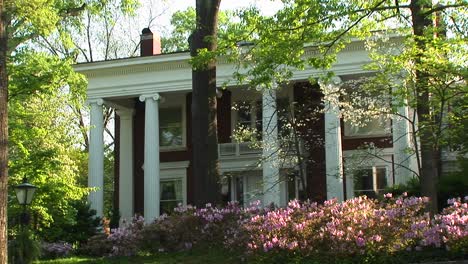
[386,177,421,197]
[8,228,41,264]
[41,201,101,245]
[438,159,468,207]
[103,150,115,218]
[162,7,242,54]
[387,158,468,211]
[162,7,197,53]
[7,49,90,242]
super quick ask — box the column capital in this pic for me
[139,93,161,102]
[87,98,104,106]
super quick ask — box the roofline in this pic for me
[73,51,191,72]
[73,34,406,73]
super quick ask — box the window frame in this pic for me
[352,166,389,198]
[344,149,394,199]
[159,161,188,213]
[231,97,292,142]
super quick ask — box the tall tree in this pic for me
[223,0,467,213]
[0,0,8,261]
[0,0,138,260]
[190,0,222,206]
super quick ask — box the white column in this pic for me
[117,108,134,221]
[321,77,344,201]
[392,105,417,185]
[88,99,104,217]
[139,94,160,223]
[262,88,286,207]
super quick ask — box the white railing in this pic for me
[218,140,305,158]
[218,142,261,157]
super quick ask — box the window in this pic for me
[353,166,388,198]
[233,98,290,141]
[160,179,183,215]
[344,116,391,138]
[159,107,183,148]
[233,101,262,141]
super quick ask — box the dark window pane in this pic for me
[159,108,183,147]
[354,169,373,191]
[160,179,183,215]
[236,177,244,205]
[287,173,296,201]
[376,167,387,190]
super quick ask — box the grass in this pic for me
[34,249,468,264]
[36,248,240,264]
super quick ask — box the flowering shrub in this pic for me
[140,202,251,252]
[107,215,145,256]
[79,234,112,256]
[140,206,201,252]
[41,241,73,259]
[243,195,435,257]
[79,195,467,261]
[427,197,468,253]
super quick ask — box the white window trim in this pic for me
[159,161,189,207]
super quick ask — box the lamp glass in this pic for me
[15,188,27,205]
[26,188,36,205]
[15,182,37,205]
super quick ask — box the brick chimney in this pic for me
[140,28,161,56]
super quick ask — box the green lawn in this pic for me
[36,248,240,264]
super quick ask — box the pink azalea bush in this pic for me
[242,195,434,256]
[83,195,467,260]
[107,215,145,256]
[140,202,251,252]
[427,197,468,252]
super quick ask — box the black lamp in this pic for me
[15,177,37,206]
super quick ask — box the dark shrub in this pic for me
[78,234,112,257]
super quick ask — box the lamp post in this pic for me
[14,177,37,227]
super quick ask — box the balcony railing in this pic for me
[218,140,305,158]
[218,142,262,157]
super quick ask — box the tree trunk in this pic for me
[190,0,222,207]
[0,0,8,261]
[410,0,439,214]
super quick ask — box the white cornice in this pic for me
[77,36,405,100]
[73,39,374,77]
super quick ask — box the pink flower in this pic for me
[355,237,366,247]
